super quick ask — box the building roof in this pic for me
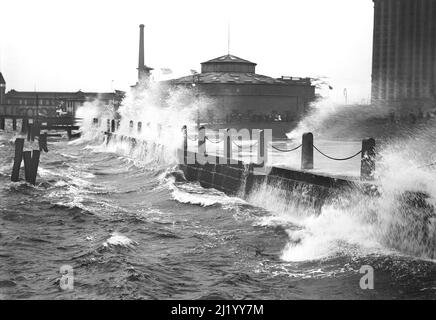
[0,72,5,84]
[201,54,256,65]
[165,72,312,86]
[5,90,123,100]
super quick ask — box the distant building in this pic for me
[0,72,124,118]
[161,54,315,123]
[371,0,436,113]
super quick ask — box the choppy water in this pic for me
[0,124,435,300]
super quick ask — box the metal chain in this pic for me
[271,144,302,153]
[205,136,224,144]
[313,145,362,161]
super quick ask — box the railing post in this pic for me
[361,138,376,180]
[182,125,188,163]
[301,132,313,170]
[11,138,24,182]
[198,126,206,156]
[225,128,232,162]
[0,117,5,130]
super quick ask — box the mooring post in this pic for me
[92,118,98,127]
[21,119,28,134]
[182,125,188,163]
[129,120,134,133]
[301,132,314,170]
[23,151,32,183]
[28,150,40,185]
[11,138,24,182]
[39,132,48,152]
[27,124,32,141]
[67,127,72,140]
[361,138,376,180]
[12,118,17,131]
[116,120,120,130]
[0,117,5,130]
[259,129,265,160]
[111,119,115,132]
[198,126,206,156]
[137,122,142,134]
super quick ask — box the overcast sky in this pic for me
[0,0,374,104]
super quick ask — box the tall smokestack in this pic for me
[137,24,153,84]
[138,24,145,70]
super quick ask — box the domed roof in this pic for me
[201,54,256,65]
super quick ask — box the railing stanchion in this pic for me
[361,138,376,180]
[301,132,313,170]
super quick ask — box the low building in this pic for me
[0,72,124,118]
[161,54,315,124]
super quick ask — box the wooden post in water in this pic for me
[23,151,32,182]
[111,119,115,132]
[361,138,376,180]
[301,132,314,170]
[66,128,72,140]
[39,132,48,152]
[137,122,142,134]
[198,126,206,156]
[21,119,28,134]
[0,117,5,130]
[23,150,40,185]
[12,118,17,131]
[182,125,188,163]
[11,138,24,182]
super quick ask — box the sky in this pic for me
[0,0,374,104]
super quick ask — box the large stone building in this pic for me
[371,0,436,113]
[162,54,315,123]
[0,72,124,118]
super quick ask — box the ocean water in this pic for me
[0,120,435,300]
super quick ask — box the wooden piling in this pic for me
[23,151,32,182]
[0,117,5,130]
[26,150,40,185]
[301,132,314,170]
[137,122,142,134]
[67,128,72,140]
[21,119,28,134]
[11,138,24,182]
[39,132,48,152]
[111,119,115,132]
[361,138,376,180]
[12,118,17,131]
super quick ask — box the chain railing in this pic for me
[313,145,362,161]
[271,143,302,153]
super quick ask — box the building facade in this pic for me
[371,0,436,113]
[162,54,315,123]
[0,72,124,118]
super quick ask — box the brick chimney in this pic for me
[137,24,153,83]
